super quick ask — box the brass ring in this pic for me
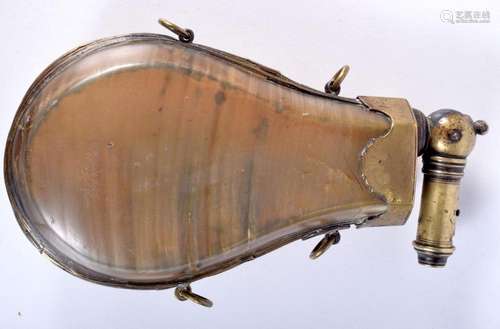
[175,285,213,307]
[325,65,350,95]
[158,18,194,43]
[309,231,341,260]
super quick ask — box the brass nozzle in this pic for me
[414,109,487,267]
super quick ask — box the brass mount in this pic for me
[413,109,488,267]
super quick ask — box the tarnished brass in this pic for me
[324,65,350,95]
[2,20,488,304]
[158,18,194,43]
[174,284,213,307]
[309,231,341,260]
[413,109,488,267]
[358,96,418,227]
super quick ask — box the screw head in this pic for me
[447,129,462,142]
[473,120,489,135]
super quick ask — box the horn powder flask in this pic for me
[4,19,489,307]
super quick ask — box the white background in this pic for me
[0,1,499,328]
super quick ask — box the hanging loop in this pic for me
[174,284,213,307]
[158,18,195,43]
[309,231,341,260]
[324,65,350,95]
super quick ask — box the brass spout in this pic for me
[413,109,488,267]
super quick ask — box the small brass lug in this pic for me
[158,18,195,43]
[324,65,350,95]
[309,231,341,260]
[174,284,213,307]
[413,109,488,267]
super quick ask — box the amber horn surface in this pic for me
[413,109,488,267]
[5,34,417,289]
